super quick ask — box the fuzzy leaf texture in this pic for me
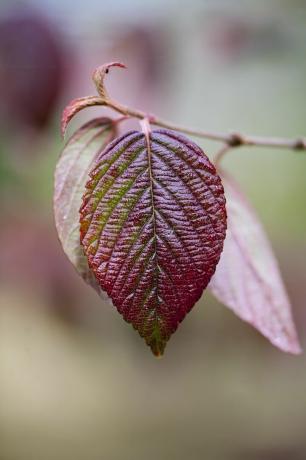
[80,129,227,355]
[54,118,116,291]
[209,173,301,354]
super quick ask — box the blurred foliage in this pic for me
[0,1,306,459]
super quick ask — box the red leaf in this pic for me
[209,173,301,354]
[61,96,104,137]
[80,129,227,355]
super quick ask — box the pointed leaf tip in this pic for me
[209,172,302,355]
[80,129,227,354]
[108,61,127,69]
[92,62,127,100]
[95,61,127,72]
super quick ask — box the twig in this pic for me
[84,62,306,156]
[106,99,306,152]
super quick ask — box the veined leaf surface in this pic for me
[54,118,116,290]
[80,129,227,355]
[209,173,301,354]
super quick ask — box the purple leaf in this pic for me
[0,7,67,130]
[209,172,301,354]
[80,129,227,356]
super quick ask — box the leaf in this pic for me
[61,96,104,137]
[209,172,301,354]
[54,117,116,291]
[80,129,227,356]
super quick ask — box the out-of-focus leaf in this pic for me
[54,118,116,291]
[209,173,301,354]
[0,7,67,130]
[80,129,226,356]
[61,96,104,137]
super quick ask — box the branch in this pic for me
[107,102,306,153]
[66,62,306,154]
[107,100,306,151]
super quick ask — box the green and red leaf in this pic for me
[54,117,116,291]
[80,129,227,355]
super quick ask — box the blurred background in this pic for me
[0,0,306,459]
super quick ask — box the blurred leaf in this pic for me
[54,118,116,292]
[80,129,226,355]
[0,7,67,130]
[209,172,301,354]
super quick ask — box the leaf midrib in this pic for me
[145,132,162,332]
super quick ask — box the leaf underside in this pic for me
[209,173,301,354]
[80,129,227,355]
[54,117,116,292]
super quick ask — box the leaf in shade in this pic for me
[209,173,301,354]
[54,118,116,292]
[61,96,104,137]
[80,129,227,356]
